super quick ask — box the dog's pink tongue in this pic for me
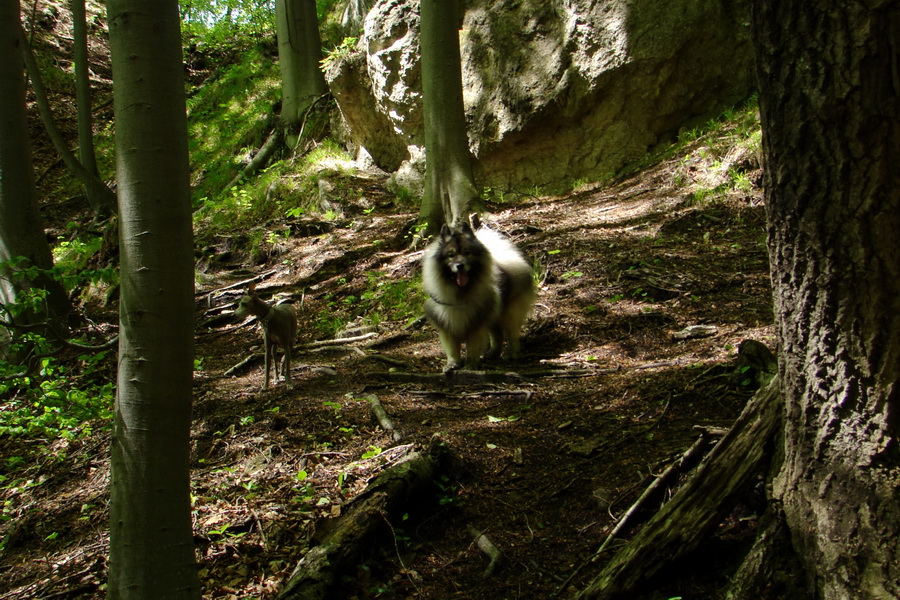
[456,272,469,287]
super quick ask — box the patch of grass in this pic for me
[187,44,281,204]
[194,139,356,243]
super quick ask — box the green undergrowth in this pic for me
[625,95,761,188]
[313,270,424,340]
[187,43,282,204]
[192,139,359,241]
[0,271,116,508]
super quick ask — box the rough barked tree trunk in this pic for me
[418,0,480,234]
[276,0,327,146]
[106,0,200,597]
[746,1,900,597]
[0,0,69,331]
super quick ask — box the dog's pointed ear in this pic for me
[439,223,452,239]
[468,213,482,231]
[248,281,257,295]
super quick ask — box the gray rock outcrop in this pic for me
[326,0,755,194]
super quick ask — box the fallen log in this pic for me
[571,377,782,599]
[275,440,447,600]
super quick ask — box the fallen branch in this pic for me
[275,440,447,600]
[363,353,410,369]
[198,269,278,301]
[223,127,284,192]
[467,525,503,578]
[224,352,261,376]
[570,379,782,599]
[299,332,377,349]
[374,370,524,386]
[366,394,403,443]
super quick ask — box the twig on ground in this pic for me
[554,431,717,596]
[299,332,377,349]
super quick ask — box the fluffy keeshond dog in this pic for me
[423,220,535,371]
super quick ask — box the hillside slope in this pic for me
[2,97,774,598]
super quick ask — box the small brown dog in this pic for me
[235,282,298,390]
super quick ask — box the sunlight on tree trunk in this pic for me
[276,0,327,147]
[106,0,200,597]
[418,0,481,235]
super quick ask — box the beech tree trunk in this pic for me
[748,1,900,597]
[71,0,100,179]
[0,0,69,330]
[418,0,480,234]
[106,0,199,597]
[276,0,327,145]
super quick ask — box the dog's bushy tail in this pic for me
[475,227,531,275]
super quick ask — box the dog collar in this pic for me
[427,294,455,307]
[260,306,276,323]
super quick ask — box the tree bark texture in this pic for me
[752,2,900,597]
[106,0,199,597]
[276,0,327,131]
[418,0,480,233]
[0,0,69,325]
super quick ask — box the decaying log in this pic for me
[596,431,716,555]
[724,502,810,600]
[558,431,718,594]
[275,440,447,600]
[572,378,782,600]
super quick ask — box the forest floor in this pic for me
[1,118,775,598]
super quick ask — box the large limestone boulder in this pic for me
[326,0,755,193]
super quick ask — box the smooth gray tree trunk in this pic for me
[18,23,116,216]
[276,0,327,145]
[746,1,900,597]
[71,0,100,179]
[106,0,199,597]
[0,0,69,331]
[418,0,480,234]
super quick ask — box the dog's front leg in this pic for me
[261,327,272,390]
[438,330,463,372]
[283,346,292,387]
[464,328,490,370]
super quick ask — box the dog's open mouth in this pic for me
[456,271,469,287]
